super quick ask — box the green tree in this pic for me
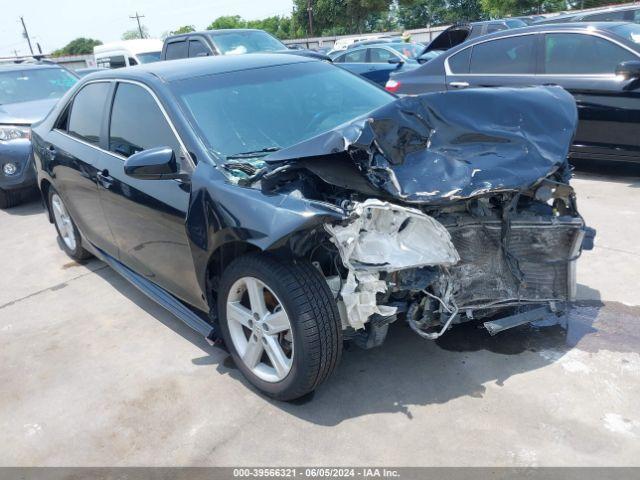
[481,0,563,16]
[122,27,149,40]
[171,25,196,35]
[206,15,247,30]
[51,37,102,57]
[397,0,447,29]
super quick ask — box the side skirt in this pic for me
[94,247,216,341]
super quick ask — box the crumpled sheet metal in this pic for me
[265,86,578,204]
[325,199,459,272]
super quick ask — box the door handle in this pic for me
[449,81,469,89]
[97,169,114,189]
[47,145,57,159]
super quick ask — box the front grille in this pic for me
[445,218,582,308]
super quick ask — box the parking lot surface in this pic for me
[1,163,639,467]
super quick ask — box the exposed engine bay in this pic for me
[220,86,595,347]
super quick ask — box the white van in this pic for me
[94,39,163,69]
[332,35,382,51]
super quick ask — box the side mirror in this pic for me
[616,60,640,79]
[124,146,181,180]
[388,57,403,65]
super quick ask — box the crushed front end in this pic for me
[233,86,595,346]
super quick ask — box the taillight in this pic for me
[385,79,401,93]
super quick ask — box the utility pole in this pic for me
[20,16,34,55]
[13,49,19,58]
[129,12,146,39]
[307,0,314,38]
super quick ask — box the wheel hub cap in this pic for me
[51,193,76,251]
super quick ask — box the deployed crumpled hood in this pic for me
[0,97,59,125]
[265,86,578,204]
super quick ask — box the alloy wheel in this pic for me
[226,276,294,382]
[51,193,77,251]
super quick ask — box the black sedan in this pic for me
[387,22,640,164]
[33,54,592,400]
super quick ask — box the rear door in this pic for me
[98,81,205,309]
[48,81,116,254]
[445,33,538,90]
[539,32,640,160]
[334,49,370,78]
[365,47,403,85]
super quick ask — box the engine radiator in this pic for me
[444,217,584,308]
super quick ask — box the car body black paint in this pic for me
[391,23,640,164]
[33,56,346,318]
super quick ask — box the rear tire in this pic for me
[218,253,342,401]
[0,188,21,209]
[48,188,93,262]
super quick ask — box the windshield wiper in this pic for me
[225,146,280,160]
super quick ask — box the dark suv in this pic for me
[0,61,77,208]
[161,29,330,62]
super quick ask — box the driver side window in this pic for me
[109,83,182,159]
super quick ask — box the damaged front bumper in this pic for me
[324,198,592,342]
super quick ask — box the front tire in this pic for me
[48,188,93,262]
[218,253,342,401]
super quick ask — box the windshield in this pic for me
[171,61,393,163]
[137,51,161,63]
[609,23,640,45]
[212,31,286,55]
[389,43,425,59]
[0,67,77,105]
[505,19,527,28]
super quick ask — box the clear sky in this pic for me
[1,0,294,57]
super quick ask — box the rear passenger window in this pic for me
[448,48,471,74]
[165,41,188,60]
[369,48,396,63]
[189,40,210,57]
[67,82,110,145]
[109,56,126,69]
[109,83,181,158]
[470,35,536,74]
[342,49,366,63]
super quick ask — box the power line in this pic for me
[129,12,146,39]
[19,16,34,55]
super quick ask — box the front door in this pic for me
[539,32,640,161]
[98,81,206,310]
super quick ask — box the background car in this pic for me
[0,61,77,208]
[422,18,528,54]
[94,39,163,69]
[386,22,640,164]
[332,42,426,86]
[161,29,330,62]
[535,4,640,24]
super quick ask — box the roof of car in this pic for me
[0,62,63,72]
[165,29,273,42]
[82,53,316,83]
[467,21,632,37]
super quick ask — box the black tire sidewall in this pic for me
[218,254,332,400]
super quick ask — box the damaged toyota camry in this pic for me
[32,54,594,400]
